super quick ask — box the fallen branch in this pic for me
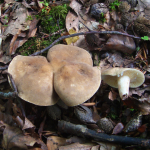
[58,120,150,148]
[0,91,16,99]
[31,31,141,56]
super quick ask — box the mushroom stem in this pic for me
[117,75,130,100]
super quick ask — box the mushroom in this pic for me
[8,55,58,106]
[54,63,101,106]
[47,44,93,72]
[102,67,145,100]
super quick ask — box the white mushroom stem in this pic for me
[117,75,130,100]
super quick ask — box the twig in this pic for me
[31,31,141,56]
[79,20,91,31]
[58,120,150,148]
[0,91,16,99]
[7,73,18,95]
[0,73,17,99]
[0,66,8,70]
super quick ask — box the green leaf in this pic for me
[136,46,140,51]
[141,36,149,41]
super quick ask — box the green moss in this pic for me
[40,4,69,33]
[109,0,120,11]
[17,37,37,56]
[18,3,70,56]
[99,13,106,23]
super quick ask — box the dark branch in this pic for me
[7,73,18,95]
[0,65,8,70]
[31,31,141,56]
[58,120,150,148]
[0,92,16,99]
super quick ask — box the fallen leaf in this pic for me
[102,33,136,54]
[66,11,79,32]
[4,3,30,37]
[96,141,121,150]
[112,123,124,134]
[47,136,67,150]
[0,112,15,126]
[69,0,82,15]
[0,121,43,150]
[108,89,118,101]
[65,28,79,44]
[59,142,94,150]
[137,124,147,133]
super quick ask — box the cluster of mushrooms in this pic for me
[8,44,145,106]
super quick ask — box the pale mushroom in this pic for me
[54,63,101,106]
[47,44,93,72]
[8,55,58,106]
[102,67,145,100]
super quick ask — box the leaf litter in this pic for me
[0,0,150,149]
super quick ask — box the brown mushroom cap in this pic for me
[102,68,145,88]
[47,44,93,72]
[8,55,58,106]
[54,63,101,106]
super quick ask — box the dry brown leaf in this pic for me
[4,18,39,55]
[0,121,47,150]
[59,142,94,150]
[0,112,14,126]
[9,29,21,55]
[0,55,11,64]
[96,141,121,150]
[47,136,67,150]
[2,3,39,55]
[108,89,118,101]
[66,11,79,32]
[123,97,150,115]
[99,52,136,72]
[91,145,100,150]
[102,34,136,54]
[4,4,30,37]
[47,138,58,150]
[69,0,82,15]
[28,18,39,37]
[5,0,15,3]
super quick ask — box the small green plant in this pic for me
[40,0,49,7]
[40,4,69,33]
[50,4,68,20]
[109,0,120,11]
[136,46,140,51]
[26,15,33,21]
[130,108,135,112]
[3,15,9,24]
[99,13,106,23]
[141,36,149,41]
[39,0,50,15]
